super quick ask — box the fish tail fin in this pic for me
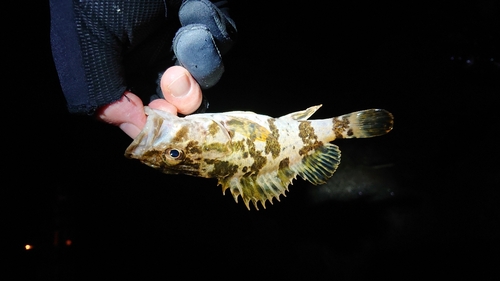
[332,109,394,139]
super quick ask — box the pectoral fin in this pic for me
[295,143,341,185]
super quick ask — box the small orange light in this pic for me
[25,244,33,250]
[65,239,72,246]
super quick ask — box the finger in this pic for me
[160,66,202,115]
[96,91,146,138]
[148,98,178,115]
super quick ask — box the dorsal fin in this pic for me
[279,105,322,121]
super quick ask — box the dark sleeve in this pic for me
[50,0,103,114]
[50,0,174,115]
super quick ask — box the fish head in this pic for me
[125,107,233,177]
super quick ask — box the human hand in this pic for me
[97,0,236,139]
[97,66,203,138]
[51,0,236,138]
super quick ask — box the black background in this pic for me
[10,1,499,280]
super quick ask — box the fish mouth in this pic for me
[124,106,175,158]
[124,116,162,160]
[124,135,146,160]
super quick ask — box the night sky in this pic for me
[11,1,499,279]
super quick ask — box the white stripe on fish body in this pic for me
[125,105,394,210]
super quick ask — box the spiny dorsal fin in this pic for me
[279,105,322,121]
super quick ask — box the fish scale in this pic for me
[125,105,394,210]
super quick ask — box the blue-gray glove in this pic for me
[174,0,237,89]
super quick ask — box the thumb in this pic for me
[160,66,202,115]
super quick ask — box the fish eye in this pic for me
[166,148,184,160]
[169,149,180,158]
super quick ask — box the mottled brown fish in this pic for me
[125,105,394,210]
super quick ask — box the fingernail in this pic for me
[167,73,191,98]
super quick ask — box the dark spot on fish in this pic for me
[203,142,230,153]
[299,140,324,156]
[205,159,239,178]
[246,138,267,175]
[142,150,164,166]
[333,116,350,139]
[232,140,246,152]
[299,121,316,142]
[277,157,295,186]
[176,162,201,173]
[186,141,202,154]
[151,115,164,131]
[227,119,244,127]
[279,158,289,170]
[298,121,321,156]
[173,126,189,142]
[181,157,198,165]
[242,166,248,173]
[251,154,267,174]
[208,121,220,136]
[265,118,281,158]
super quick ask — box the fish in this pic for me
[125,105,394,210]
